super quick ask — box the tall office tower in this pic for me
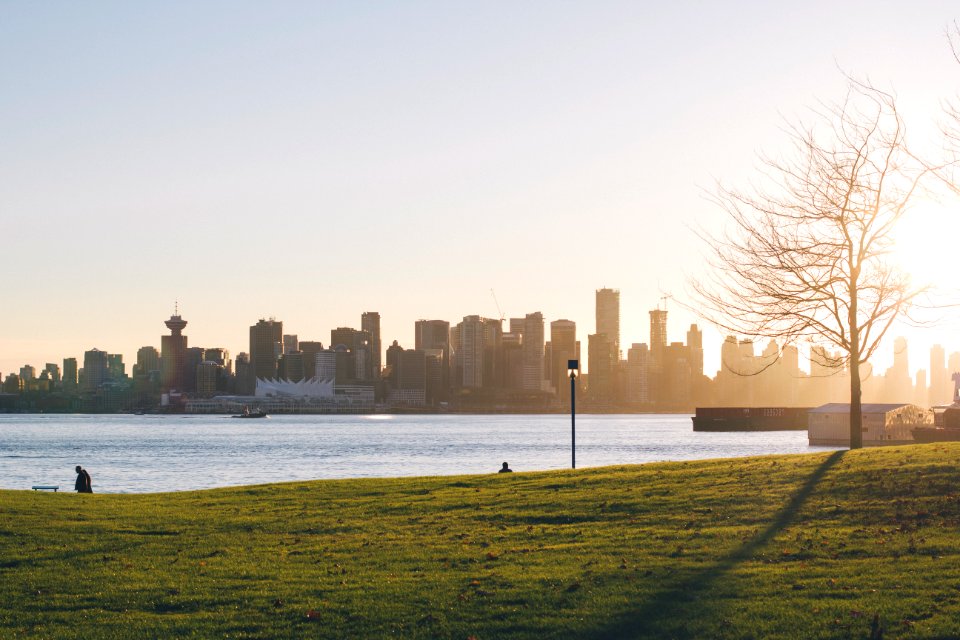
[43,363,61,385]
[83,349,109,392]
[19,365,36,381]
[196,361,222,398]
[106,354,125,381]
[385,341,427,406]
[456,315,488,388]
[520,312,545,391]
[203,348,230,371]
[588,333,616,402]
[686,324,704,377]
[361,312,382,378]
[509,317,526,337]
[234,352,252,394]
[250,319,283,381]
[330,327,373,381]
[415,320,450,399]
[62,357,78,391]
[596,288,621,357]
[649,308,668,363]
[626,343,651,403]
[279,352,304,382]
[184,347,204,391]
[161,310,189,391]
[315,349,337,381]
[283,334,299,355]
[135,346,160,378]
[299,341,323,380]
[930,344,948,404]
[550,320,578,393]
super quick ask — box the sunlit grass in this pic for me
[2,444,960,638]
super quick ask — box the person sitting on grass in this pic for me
[498,462,513,473]
[74,465,92,493]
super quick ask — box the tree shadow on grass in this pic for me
[592,450,846,639]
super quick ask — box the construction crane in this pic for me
[490,289,506,323]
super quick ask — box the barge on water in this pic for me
[692,407,811,432]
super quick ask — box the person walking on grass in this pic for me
[75,465,92,493]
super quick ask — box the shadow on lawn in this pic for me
[593,450,846,640]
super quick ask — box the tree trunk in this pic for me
[849,358,863,449]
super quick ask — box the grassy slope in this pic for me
[2,445,960,639]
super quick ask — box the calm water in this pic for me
[0,414,838,493]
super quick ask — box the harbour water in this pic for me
[0,413,839,493]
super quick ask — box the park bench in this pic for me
[31,485,59,492]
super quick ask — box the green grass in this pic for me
[3,444,960,639]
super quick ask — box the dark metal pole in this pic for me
[570,373,576,469]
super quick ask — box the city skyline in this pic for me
[4,3,960,380]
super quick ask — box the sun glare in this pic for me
[891,200,960,292]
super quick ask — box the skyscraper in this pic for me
[521,312,545,391]
[250,319,282,381]
[595,288,620,357]
[361,312,382,379]
[455,316,488,388]
[415,320,450,401]
[135,346,160,379]
[550,319,577,400]
[649,308,668,363]
[83,349,109,392]
[62,357,78,391]
[161,311,188,391]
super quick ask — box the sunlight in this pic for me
[891,199,960,291]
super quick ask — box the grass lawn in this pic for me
[2,443,960,638]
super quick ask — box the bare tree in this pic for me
[692,81,927,449]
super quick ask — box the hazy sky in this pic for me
[3,1,960,379]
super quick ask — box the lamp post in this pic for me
[568,359,579,469]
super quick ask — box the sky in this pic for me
[2,1,960,379]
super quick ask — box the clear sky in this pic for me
[2,1,960,379]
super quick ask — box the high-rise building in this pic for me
[250,319,283,381]
[62,358,78,391]
[385,341,426,406]
[161,311,188,391]
[550,319,578,402]
[19,365,36,381]
[196,361,222,398]
[596,288,620,357]
[588,333,616,402]
[415,320,450,400]
[203,348,230,372]
[315,349,337,381]
[649,308,668,363]
[83,349,109,392]
[686,324,704,377]
[283,334,299,355]
[361,312,382,379]
[43,363,61,385]
[299,341,324,380]
[330,327,373,381]
[135,347,160,379]
[521,312,545,391]
[455,316,489,388]
[279,352,305,382]
[626,343,651,404]
[106,354,125,381]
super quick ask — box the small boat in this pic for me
[232,407,268,419]
[911,427,960,443]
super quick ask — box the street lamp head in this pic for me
[567,359,579,379]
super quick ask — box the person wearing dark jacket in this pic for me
[74,465,92,493]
